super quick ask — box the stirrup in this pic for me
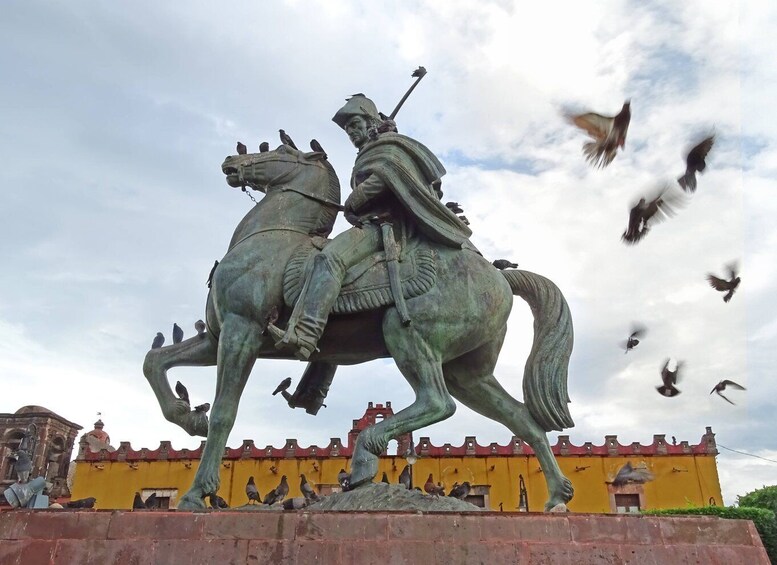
[267,323,316,360]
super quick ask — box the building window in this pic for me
[614,493,641,513]
[141,488,178,509]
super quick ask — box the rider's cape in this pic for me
[354,133,472,248]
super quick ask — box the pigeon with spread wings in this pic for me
[707,262,740,303]
[621,185,684,244]
[568,101,630,168]
[657,358,683,398]
[710,380,746,404]
[622,323,647,353]
[678,135,715,192]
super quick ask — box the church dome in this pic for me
[15,405,54,415]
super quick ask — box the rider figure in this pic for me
[268,94,472,360]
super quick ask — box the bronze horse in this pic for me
[143,144,575,510]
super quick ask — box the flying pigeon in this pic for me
[398,465,412,489]
[568,101,631,168]
[611,462,654,486]
[172,323,183,344]
[707,262,740,303]
[279,129,298,150]
[209,493,229,509]
[259,142,270,153]
[151,332,165,349]
[656,358,683,397]
[300,474,320,502]
[622,323,647,353]
[445,202,464,214]
[144,492,157,509]
[710,380,746,405]
[337,469,350,491]
[448,481,471,499]
[492,259,518,270]
[195,319,206,338]
[678,135,715,192]
[621,185,683,245]
[246,476,261,504]
[132,492,145,510]
[272,377,292,396]
[174,381,190,405]
[310,139,326,157]
[236,141,247,155]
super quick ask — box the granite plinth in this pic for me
[0,509,769,564]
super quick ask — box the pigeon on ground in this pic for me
[151,332,165,349]
[279,129,298,150]
[172,323,184,344]
[424,474,445,496]
[567,101,631,168]
[381,472,390,484]
[195,319,206,338]
[259,142,270,153]
[445,202,464,214]
[337,469,350,491]
[282,497,309,510]
[448,481,471,499]
[678,135,715,192]
[707,262,740,303]
[194,402,210,413]
[492,259,518,270]
[144,492,157,509]
[66,497,97,509]
[458,215,470,225]
[622,323,647,353]
[132,492,145,510]
[264,475,289,505]
[611,462,654,486]
[310,139,326,157]
[175,381,190,405]
[209,493,229,509]
[236,141,247,155]
[246,476,261,504]
[398,465,412,489]
[710,380,746,405]
[300,474,320,502]
[272,378,292,396]
[657,358,683,398]
[621,186,684,244]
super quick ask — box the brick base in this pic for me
[0,509,769,564]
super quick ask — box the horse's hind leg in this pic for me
[349,321,457,488]
[143,335,217,437]
[178,314,262,509]
[443,332,574,511]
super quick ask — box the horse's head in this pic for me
[221,144,326,193]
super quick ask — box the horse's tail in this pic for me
[501,270,574,432]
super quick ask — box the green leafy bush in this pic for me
[740,485,777,515]
[644,506,776,564]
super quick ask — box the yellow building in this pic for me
[71,402,722,513]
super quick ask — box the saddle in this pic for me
[282,238,437,314]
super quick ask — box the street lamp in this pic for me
[518,474,529,512]
[404,438,417,488]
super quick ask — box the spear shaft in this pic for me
[389,66,427,120]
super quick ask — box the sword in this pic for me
[380,222,411,326]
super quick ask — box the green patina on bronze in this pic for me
[143,92,575,512]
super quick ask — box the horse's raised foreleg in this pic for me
[443,333,574,511]
[349,322,457,488]
[142,335,217,437]
[177,315,262,510]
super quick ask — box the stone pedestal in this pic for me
[0,509,769,564]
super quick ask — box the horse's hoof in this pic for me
[547,503,569,513]
[177,493,207,511]
[348,446,379,488]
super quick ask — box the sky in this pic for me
[1,0,775,506]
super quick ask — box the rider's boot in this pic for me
[267,255,342,360]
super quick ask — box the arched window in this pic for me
[3,430,26,480]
